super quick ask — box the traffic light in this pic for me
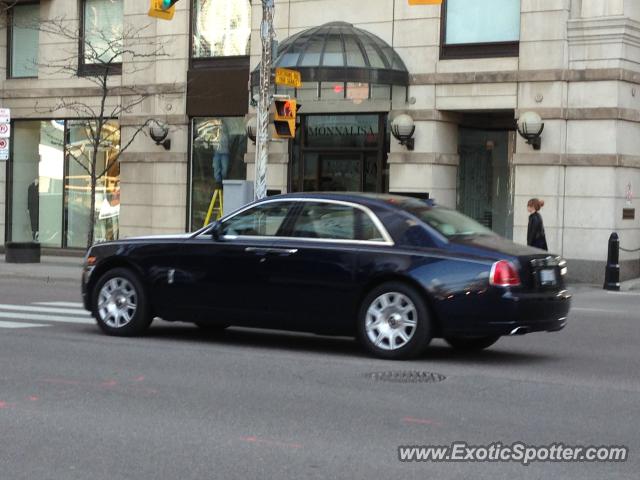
[161,0,179,9]
[149,0,178,20]
[272,98,298,139]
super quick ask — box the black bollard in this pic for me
[603,232,620,291]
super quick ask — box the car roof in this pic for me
[261,192,436,211]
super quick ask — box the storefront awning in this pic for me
[250,21,409,88]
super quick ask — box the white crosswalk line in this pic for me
[33,301,85,308]
[0,320,49,329]
[0,304,91,316]
[0,311,94,325]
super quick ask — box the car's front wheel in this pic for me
[92,268,152,336]
[444,335,500,351]
[357,282,432,359]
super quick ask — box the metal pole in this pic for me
[254,0,274,200]
[603,232,620,291]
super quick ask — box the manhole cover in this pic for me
[366,371,446,383]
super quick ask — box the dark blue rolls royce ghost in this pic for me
[81,193,571,359]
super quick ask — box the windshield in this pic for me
[394,199,496,238]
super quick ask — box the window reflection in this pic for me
[192,0,251,58]
[10,119,120,248]
[66,120,120,247]
[190,117,247,230]
[10,4,39,78]
[445,0,520,44]
[83,0,123,64]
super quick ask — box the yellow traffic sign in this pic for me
[148,0,175,20]
[275,68,302,88]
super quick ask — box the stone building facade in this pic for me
[1,0,639,281]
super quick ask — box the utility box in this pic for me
[222,180,254,216]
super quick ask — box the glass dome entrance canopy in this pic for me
[250,22,409,91]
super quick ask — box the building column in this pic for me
[387,109,459,209]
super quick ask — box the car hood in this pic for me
[123,233,193,241]
[448,234,550,259]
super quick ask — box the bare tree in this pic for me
[0,1,17,11]
[34,17,176,248]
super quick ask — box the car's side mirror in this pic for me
[211,222,222,241]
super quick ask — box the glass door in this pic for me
[318,153,361,191]
[457,128,514,239]
[291,114,387,193]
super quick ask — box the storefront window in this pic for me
[192,0,251,58]
[9,119,120,248]
[66,120,120,248]
[305,115,380,149]
[190,117,247,230]
[291,114,385,193]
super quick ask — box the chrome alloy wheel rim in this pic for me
[365,292,417,350]
[97,277,138,328]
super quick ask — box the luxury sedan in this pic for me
[81,193,571,359]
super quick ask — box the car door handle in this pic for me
[244,247,298,256]
[245,247,270,255]
[265,248,298,256]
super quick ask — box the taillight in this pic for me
[490,260,521,287]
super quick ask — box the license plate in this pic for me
[539,269,557,285]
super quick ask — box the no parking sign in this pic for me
[0,138,9,161]
[0,107,9,160]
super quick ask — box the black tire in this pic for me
[444,335,500,351]
[92,267,152,336]
[357,281,432,360]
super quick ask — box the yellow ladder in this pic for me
[203,188,224,226]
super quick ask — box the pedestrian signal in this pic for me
[272,99,298,139]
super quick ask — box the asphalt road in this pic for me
[0,276,638,479]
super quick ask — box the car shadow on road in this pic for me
[135,322,554,365]
[423,343,554,365]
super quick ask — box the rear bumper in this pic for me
[442,289,571,337]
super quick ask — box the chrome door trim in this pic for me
[213,197,395,246]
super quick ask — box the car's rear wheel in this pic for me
[444,335,500,351]
[358,282,432,359]
[92,268,152,336]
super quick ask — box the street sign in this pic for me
[0,123,10,138]
[275,68,302,88]
[0,137,9,161]
[0,108,10,124]
[148,0,175,20]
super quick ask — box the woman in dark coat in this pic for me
[527,198,548,250]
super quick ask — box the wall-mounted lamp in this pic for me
[517,111,544,150]
[246,116,257,144]
[149,120,171,150]
[391,114,415,151]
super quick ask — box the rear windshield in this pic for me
[392,198,496,238]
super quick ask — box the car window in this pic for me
[290,202,385,241]
[398,201,496,238]
[221,202,293,237]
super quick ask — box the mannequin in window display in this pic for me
[27,177,39,241]
[212,122,230,188]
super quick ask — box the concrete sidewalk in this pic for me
[0,255,83,283]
